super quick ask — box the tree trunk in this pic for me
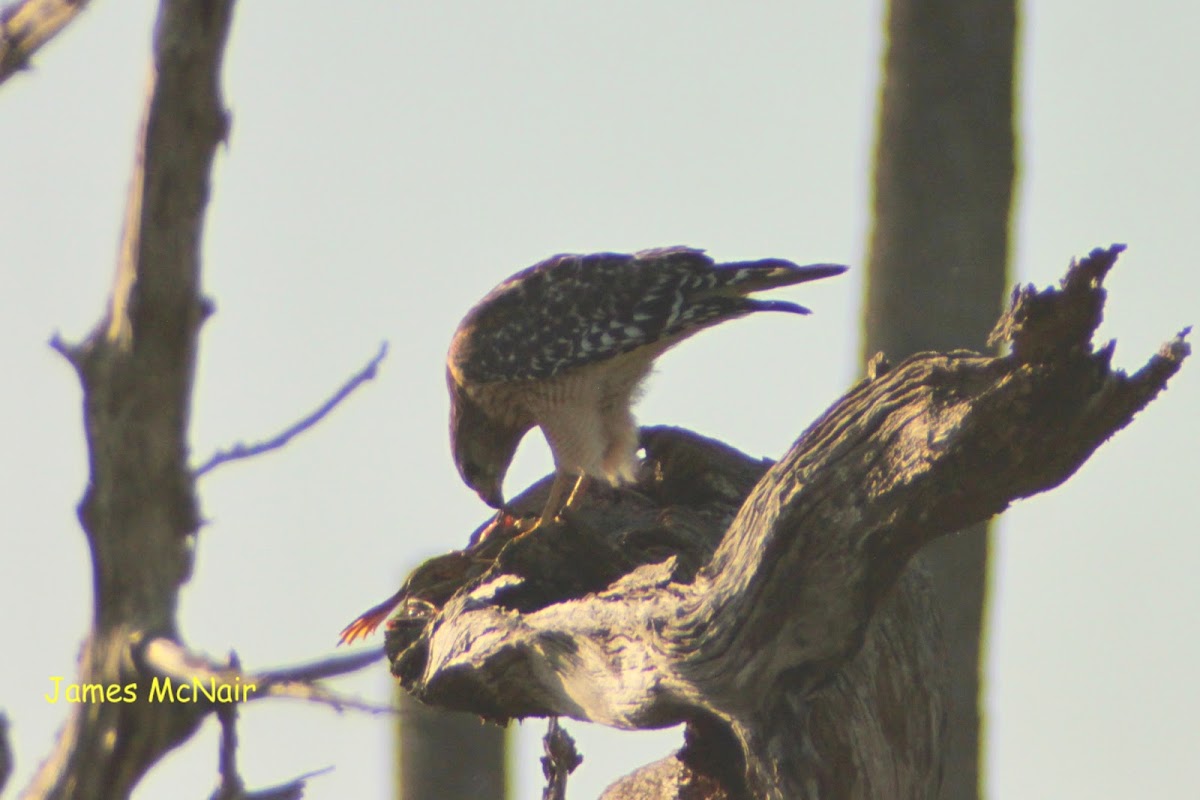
[23,2,234,797]
[864,1,1017,795]
[396,690,507,800]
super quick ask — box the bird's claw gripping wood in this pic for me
[537,473,590,527]
[497,473,590,540]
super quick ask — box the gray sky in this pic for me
[1,2,1196,798]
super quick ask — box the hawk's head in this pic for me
[447,371,529,509]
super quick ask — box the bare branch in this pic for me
[213,767,333,800]
[194,342,389,477]
[211,692,244,800]
[258,646,388,684]
[47,331,84,372]
[248,681,393,716]
[0,0,90,85]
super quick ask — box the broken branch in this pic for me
[0,0,90,85]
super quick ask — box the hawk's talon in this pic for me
[510,515,543,536]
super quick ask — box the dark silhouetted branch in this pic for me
[211,676,244,800]
[194,342,389,477]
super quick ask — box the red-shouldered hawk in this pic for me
[447,246,846,526]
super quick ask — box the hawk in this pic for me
[447,246,846,526]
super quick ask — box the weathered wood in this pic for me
[386,246,1188,799]
[24,2,234,797]
[864,0,1018,790]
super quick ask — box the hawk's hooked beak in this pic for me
[476,484,505,510]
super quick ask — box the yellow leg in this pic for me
[563,474,590,512]
[532,472,588,528]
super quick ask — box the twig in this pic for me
[250,769,333,800]
[0,0,90,86]
[252,681,393,715]
[47,331,84,372]
[194,342,389,477]
[540,717,582,800]
[234,768,334,800]
[211,661,244,799]
[258,646,387,683]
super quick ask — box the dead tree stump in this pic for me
[385,245,1188,800]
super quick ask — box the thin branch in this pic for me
[257,646,388,684]
[194,342,389,477]
[211,683,244,800]
[221,767,333,800]
[47,331,83,372]
[251,681,394,715]
[140,638,394,715]
[0,0,90,85]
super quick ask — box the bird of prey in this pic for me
[447,246,846,527]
